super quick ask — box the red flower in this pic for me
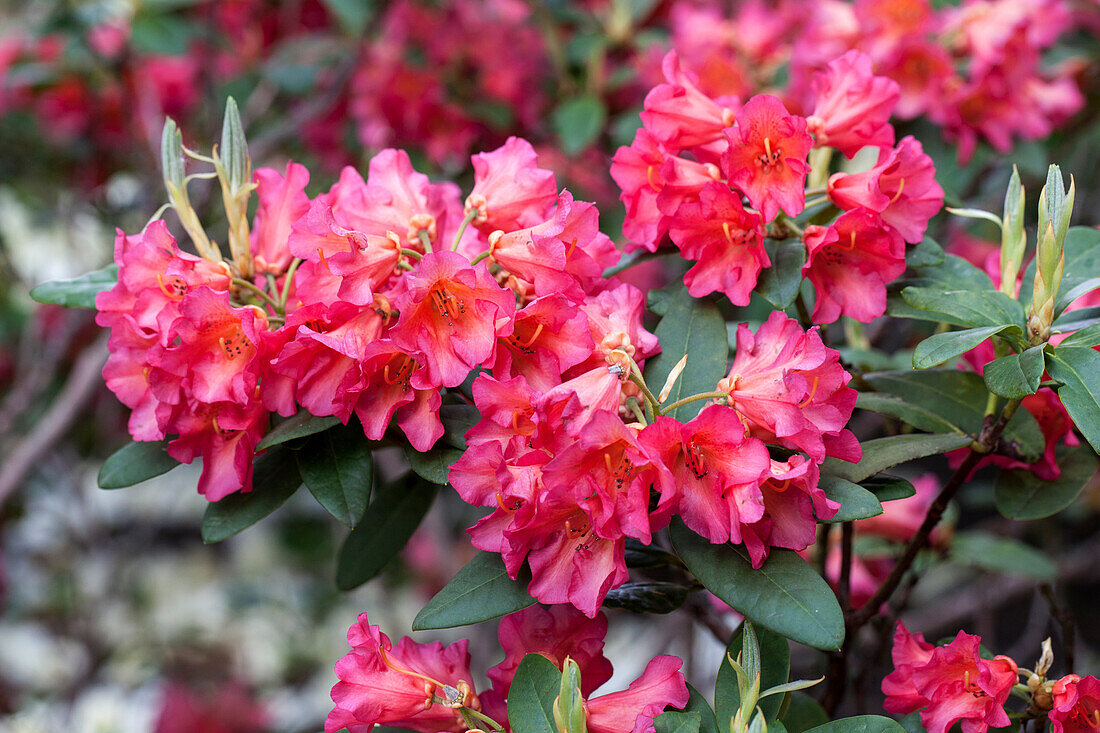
[1050,675,1100,733]
[585,655,690,733]
[802,208,907,324]
[882,622,1018,733]
[641,50,738,149]
[827,136,944,244]
[353,340,443,452]
[719,311,860,463]
[389,250,515,388]
[166,400,268,502]
[668,181,768,305]
[807,50,899,158]
[640,405,771,545]
[721,94,812,221]
[250,162,310,276]
[465,136,558,234]
[492,295,594,392]
[326,614,479,733]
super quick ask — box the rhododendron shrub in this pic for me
[28,37,1100,730]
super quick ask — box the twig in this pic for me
[1040,583,1076,674]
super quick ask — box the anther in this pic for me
[797,376,821,407]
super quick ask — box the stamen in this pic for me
[764,137,772,158]
[797,376,821,407]
[889,178,906,204]
[378,643,449,692]
[516,324,544,349]
[1090,710,1100,729]
[317,248,330,270]
[155,273,185,300]
[963,670,970,688]
[495,493,520,514]
[723,221,735,246]
[771,479,791,492]
[647,165,661,192]
[566,237,579,258]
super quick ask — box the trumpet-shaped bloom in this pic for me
[807,50,899,157]
[882,623,1018,733]
[585,655,690,733]
[721,94,812,221]
[250,162,310,275]
[641,50,738,149]
[1050,675,1100,733]
[466,136,558,234]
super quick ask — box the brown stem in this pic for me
[1040,583,1076,674]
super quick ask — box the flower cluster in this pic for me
[614,48,944,324]
[96,137,620,500]
[883,624,1100,733]
[451,304,860,616]
[326,605,688,733]
[651,0,1086,162]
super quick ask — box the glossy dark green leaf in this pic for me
[982,346,1045,400]
[336,478,437,590]
[716,623,790,724]
[670,519,844,651]
[913,325,1018,369]
[30,264,118,309]
[822,433,972,484]
[603,581,689,614]
[255,411,341,451]
[201,447,302,543]
[780,693,829,733]
[863,370,1045,462]
[898,287,1024,329]
[1052,307,1100,334]
[404,444,465,485]
[756,239,807,310]
[1056,323,1100,348]
[553,95,606,155]
[1055,277,1100,315]
[861,474,917,502]
[951,531,1056,579]
[855,392,961,434]
[98,439,179,489]
[994,444,1099,520]
[655,711,703,733]
[907,238,945,268]
[624,538,683,568]
[646,283,728,421]
[440,403,480,449]
[804,716,907,733]
[683,684,720,733]
[297,425,373,527]
[412,551,536,630]
[818,476,884,522]
[507,654,561,733]
[1046,346,1100,453]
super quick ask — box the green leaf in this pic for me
[1022,227,1100,316]
[756,239,807,310]
[97,440,179,489]
[779,693,829,733]
[862,370,1045,463]
[670,519,844,651]
[335,478,437,590]
[507,654,561,733]
[982,346,1045,400]
[603,581,689,614]
[1052,307,1100,334]
[804,715,907,733]
[855,393,961,434]
[30,264,118,309]
[1054,277,1100,315]
[201,447,302,543]
[913,325,1019,369]
[945,207,1002,227]
[646,283,728,421]
[994,444,1099,519]
[951,531,1056,579]
[655,711,703,733]
[899,253,993,291]
[821,433,972,483]
[907,238,945,269]
[553,95,607,155]
[297,425,373,527]
[898,287,1024,329]
[320,0,373,34]
[256,412,341,451]
[129,14,199,54]
[861,474,916,502]
[716,623,790,724]
[818,476,884,522]
[412,551,536,630]
[440,403,480,449]
[684,684,720,733]
[403,443,465,485]
[1046,346,1100,453]
[1056,323,1100,348]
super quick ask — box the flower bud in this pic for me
[553,658,589,733]
[220,96,250,193]
[1035,637,1054,678]
[1028,166,1075,344]
[160,117,185,196]
[999,166,1025,297]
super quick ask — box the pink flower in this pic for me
[492,295,594,392]
[807,50,899,158]
[166,400,268,502]
[641,50,738,149]
[742,456,837,567]
[721,94,813,221]
[640,405,771,545]
[389,251,515,388]
[586,655,690,733]
[882,623,1018,733]
[1050,675,1100,733]
[668,181,768,305]
[827,136,944,244]
[719,311,860,463]
[250,162,310,275]
[154,680,268,733]
[465,136,558,234]
[802,208,907,324]
[326,613,479,733]
[352,340,443,452]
